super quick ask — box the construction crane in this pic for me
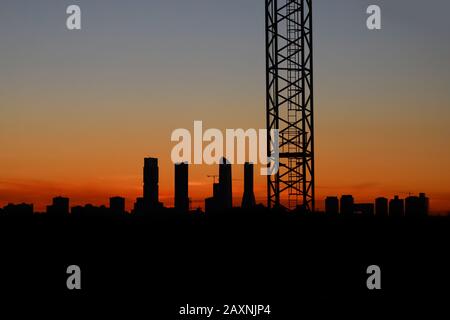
[265,0,315,212]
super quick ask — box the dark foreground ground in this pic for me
[1,209,449,317]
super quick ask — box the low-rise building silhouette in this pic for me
[46,196,69,216]
[205,183,221,213]
[375,197,388,217]
[2,203,33,216]
[340,195,354,215]
[419,193,430,216]
[389,195,404,217]
[133,197,145,214]
[72,204,109,218]
[325,196,339,215]
[405,195,420,217]
[205,158,233,212]
[405,193,429,217]
[110,196,126,214]
[354,203,375,216]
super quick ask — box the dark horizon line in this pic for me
[1,192,446,216]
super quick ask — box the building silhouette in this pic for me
[389,196,404,217]
[241,162,256,209]
[405,193,429,217]
[205,158,233,212]
[110,196,126,214]
[354,203,375,216]
[2,203,33,216]
[0,154,438,217]
[219,158,232,209]
[340,195,354,215]
[72,204,109,218]
[46,196,69,216]
[132,197,145,214]
[205,183,220,213]
[405,195,420,217]
[325,197,339,215]
[375,197,388,217]
[143,157,161,210]
[419,193,430,216]
[174,162,189,212]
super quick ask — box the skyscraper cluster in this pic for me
[0,156,433,218]
[204,159,256,213]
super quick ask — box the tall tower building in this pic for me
[143,157,160,209]
[241,162,256,209]
[175,162,189,212]
[219,158,232,209]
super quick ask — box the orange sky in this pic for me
[1,1,450,214]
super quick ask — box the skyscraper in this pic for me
[143,157,160,210]
[241,162,256,209]
[219,157,232,209]
[175,162,189,212]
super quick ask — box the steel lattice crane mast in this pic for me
[265,0,315,211]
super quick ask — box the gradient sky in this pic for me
[1,0,450,213]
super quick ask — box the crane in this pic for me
[265,0,315,212]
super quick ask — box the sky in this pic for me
[1,0,450,213]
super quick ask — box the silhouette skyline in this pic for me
[1,1,450,311]
[2,1,450,214]
[0,156,438,217]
